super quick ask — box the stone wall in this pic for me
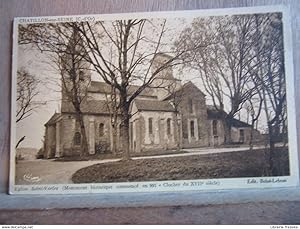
[207,119,225,146]
[57,114,115,156]
[83,114,113,153]
[44,125,56,158]
[178,83,209,148]
[60,115,77,156]
[231,127,262,144]
[133,111,178,153]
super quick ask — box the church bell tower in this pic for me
[60,29,92,112]
[151,53,182,101]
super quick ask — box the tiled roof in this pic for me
[163,81,206,101]
[229,118,251,128]
[88,81,111,94]
[207,105,226,119]
[62,99,176,114]
[88,81,156,97]
[134,99,175,112]
[185,81,206,96]
[61,100,111,114]
[207,105,251,127]
[45,113,61,126]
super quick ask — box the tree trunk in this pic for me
[249,119,255,150]
[77,112,88,157]
[282,118,288,147]
[111,121,118,155]
[175,113,182,150]
[267,122,275,176]
[223,117,232,144]
[109,85,118,155]
[120,101,130,160]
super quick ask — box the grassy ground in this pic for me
[72,147,289,183]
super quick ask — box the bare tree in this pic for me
[19,23,91,156]
[250,13,286,175]
[16,68,39,123]
[16,68,39,148]
[244,92,263,150]
[76,19,187,159]
[176,15,261,144]
[163,79,185,150]
[58,28,91,156]
[103,83,119,154]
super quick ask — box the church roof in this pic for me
[88,81,111,93]
[134,99,175,112]
[45,113,62,126]
[88,81,156,98]
[154,74,177,80]
[182,81,206,96]
[163,81,206,101]
[230,118,251,128]
[207,105,226,119]
[207,105,251,128]
[62,99,176,114]
[61,100,111,114]
[154,52,173,59]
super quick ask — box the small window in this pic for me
[74,132,81,145]
[99,123,104,137]
[79,71,84,81]
[190,120,195,138]
[240,129,245,143]
[167,118,171,135]
[130,123,133,146]
[189,99,193,113]
[212,120,218,136]
[148,118,153,135]
[119,124,122,135]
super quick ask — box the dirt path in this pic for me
[15,158,120,185]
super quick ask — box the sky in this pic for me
[16,45,61,149]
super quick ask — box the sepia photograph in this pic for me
[10,6,299,194]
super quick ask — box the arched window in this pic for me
[189,99,193,113]
[118,124,122,135]
[239,129,245,143]
[212,120,218,136]
[99,123,104,137]
[74,132,81,145]
[190,120,195,137]
[148,118,153,135]
[79,70,84,81]
[167,118,171,135]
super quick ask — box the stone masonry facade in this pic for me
[43,53,260,158]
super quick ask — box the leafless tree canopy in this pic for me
[16,68,39,123]
[17,13,287,167]
[19,23,92,155]
[18,19,191,158]
[75,19,191,158]
[175,13,286,174]
[176,13,286,145]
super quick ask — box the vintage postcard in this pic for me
[10,6,299,194]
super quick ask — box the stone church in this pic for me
[43,53,259,158]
